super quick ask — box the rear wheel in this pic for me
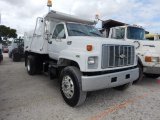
[144,73,160,79]
[27,55,36,75]
[8,52,12,58]
[133,63,143,84]
[12,53,21,62]
[60,66,87,107]
[114,82,132,91]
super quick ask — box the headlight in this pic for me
[145,56,159,62]
[88,57,95,64]
[152,57,159,62]
[88,56,98,69]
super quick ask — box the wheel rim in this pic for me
[62,75,74,99]
[27,59,30,71]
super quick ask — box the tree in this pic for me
[0,25,17,45]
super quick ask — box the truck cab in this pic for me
[108,25,160,83]
[24,10,139,107]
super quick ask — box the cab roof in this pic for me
[44,10,96,25]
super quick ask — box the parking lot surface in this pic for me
[0,53,160,120]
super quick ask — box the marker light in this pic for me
[87,45,92,51]
[47,0,52,7]
[145,56,152,62]
[145,56,159,62]
[95,14,99,19]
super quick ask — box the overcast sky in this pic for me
[0,0,160,36]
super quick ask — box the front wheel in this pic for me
[144,73,160,79]
[133,63,143,84]
[114,82,132,91]
[60,66,87,107]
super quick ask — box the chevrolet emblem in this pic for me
[119,54,125,59]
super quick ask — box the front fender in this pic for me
[137,51,160,67]
[58,49,86,71]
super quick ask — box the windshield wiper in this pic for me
[89,31,102,37]
[69,29,89,36]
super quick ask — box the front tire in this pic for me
[60,66,87,107]
[144,73,160,79]
[133,63,143,84]
[27,55,36,75]
[114,82,132,91]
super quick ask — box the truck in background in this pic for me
[24,2,139,107]
[0,37,3,62]
[102,19,160,83]
[8,38,24,62]
[0,43,3,62]
[146,34,160,41]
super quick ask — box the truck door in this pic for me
[48,24,67,60]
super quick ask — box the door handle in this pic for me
[48,41,52,44]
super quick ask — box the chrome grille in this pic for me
[102,45,135,69]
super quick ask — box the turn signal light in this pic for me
[87,45,92,51]
[145,56,152,62]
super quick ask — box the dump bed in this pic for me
[24,10,96,54]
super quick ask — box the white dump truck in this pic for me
[105,24,160,83]
[24,5,139,107]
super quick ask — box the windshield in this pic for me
[127,27,145,40]
[66,23,102,37]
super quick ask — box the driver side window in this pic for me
[52,24,66,39]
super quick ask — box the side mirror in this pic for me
[45,30,50,40]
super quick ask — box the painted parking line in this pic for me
[91,89,158,120]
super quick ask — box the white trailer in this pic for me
[106,25,160,83]
[24,7,139,106]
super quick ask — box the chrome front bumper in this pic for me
[143,66,160,74]
[81,68,139,91]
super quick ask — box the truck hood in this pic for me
[130,39,160,53]
[69,36,134,45]
[68,36,134,52]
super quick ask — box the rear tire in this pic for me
[144,73,160,79]
[8,52,12,58]
[12,53,21,62]
[60,66,87,107]
[133,63,143,84]
[27,55,36,75]
[114,82,132,91]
